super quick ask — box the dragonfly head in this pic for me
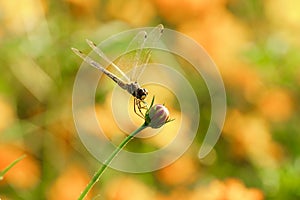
[136,88,148,100]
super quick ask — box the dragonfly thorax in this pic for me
[127,82,148,100]
[135,87,148,100]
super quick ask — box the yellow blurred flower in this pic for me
[265,0,300,46]
[0,144,40,189]
[95,92,125,140]
[0,0,47,35]
[47,165,91,200]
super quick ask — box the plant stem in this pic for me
[78,123,148,200]
[0,155,26,180]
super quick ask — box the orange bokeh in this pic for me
[103,176,154,200]
[257,88,294,122]
[156,154,198,186]
[191,179,264,200]
[153,0,227,25]
[47,165,91,200]
[223,110,283,167]
[0,144,40,189]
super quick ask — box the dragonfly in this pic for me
[71,24,164,118]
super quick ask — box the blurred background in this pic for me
[0,0,300,199]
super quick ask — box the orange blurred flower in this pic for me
[106,0,156,27]
[155,187,191,200]
[65,0,99,17]
[178,9,249,69]
[156,154,198,186]
[221,64,263,103]
[191,178,264,200]
[223,110,283,168]
[0,144,40,189]
[47,165,91,200]
[257,88,294,122]
[153,0,227,24]
[103,176,154,200]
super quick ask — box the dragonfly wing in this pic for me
[115,30,148,82]
[85,39,131,83]
[71,47,126,88]
[132,24,164,82]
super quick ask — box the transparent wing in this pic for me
[71,47,127,89]
[116,24,164,82]
[85,39,131,83]
[133,24,164,82]
[115,30,148,82]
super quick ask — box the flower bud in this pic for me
[147,104,170,129]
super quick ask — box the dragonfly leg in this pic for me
[134,98,144,119]
[134,98,148,119]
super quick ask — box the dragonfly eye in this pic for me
[136,88,148,100]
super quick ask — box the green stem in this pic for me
[0,155,26,180]
[78,123,148,200]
